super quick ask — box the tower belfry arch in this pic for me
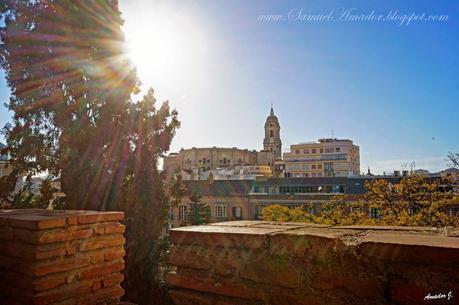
[263,106,282,160]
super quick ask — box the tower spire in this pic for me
[270,102,274,116]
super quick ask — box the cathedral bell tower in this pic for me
[263,106,282,160]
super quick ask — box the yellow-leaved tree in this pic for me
[262,176,459,227]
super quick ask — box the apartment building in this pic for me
[283,138,360,178]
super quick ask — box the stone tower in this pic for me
[263,106,282,159]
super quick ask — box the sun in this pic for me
[121,1,208,96]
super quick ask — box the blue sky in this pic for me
[1,0,458,173]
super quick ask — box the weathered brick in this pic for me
[0,280,34,303]
[0,225,14,240]
[79,261,125,280]
[0,209,126,305]
[8,215,66,230]
[88,251,105,264]
[215,252,241,278]
[77,212,123,225]
[34,275,67,291]
[95,222,125,235]
[76,285,124,305]
[91,279,102,291]
[22,257,90,277]
[169,289,214,305]
[270,293,322,305]
[166,271,265,300]
[389,280,430,305]
[39,229,93,244]
[102,273,124,288]
[169,246,213,270]
[0,216,8,226]
[239,255,300,289]
[79,236,125,252]
[31,280,93,305]
[359,240,459,266]
[311,274,384,299]
[104,248,125,261]
[66,216,78,226]
[13,228,93,244]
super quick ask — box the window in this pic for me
[270,130,274,137]
[311,149,316,153]
[351,206,361,213]
[312,164,316,169]
[215,205,227,218]
[335,147,340,152]
[325,148,334,153]
[317,164,322,169]
[319,149,323,153]
[369,207,380,219]
[295,150,300,154]
[255,205,264,219]
[232,206,242,220]
[179,206,187,221]
[324,162,334,171]
[332,185,345,193]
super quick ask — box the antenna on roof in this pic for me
[331,129,335,139]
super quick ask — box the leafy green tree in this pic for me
[0,0,138,210]
[186,191,210,225]
[1,2,180,304]
[117,89,179,304]
[168,174,187,207]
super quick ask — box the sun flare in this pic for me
[122,2,208,95]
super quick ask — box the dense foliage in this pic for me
[186,191,211,225]
[1,1,179,304]
[449,152,459,168]
[262,176,459,227]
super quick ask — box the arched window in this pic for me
[270,130,274,137]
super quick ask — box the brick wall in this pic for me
[167,221,459,305]
[0,209,126,305]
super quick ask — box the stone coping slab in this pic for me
[0,209,124,230]
[171,221,459,249]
